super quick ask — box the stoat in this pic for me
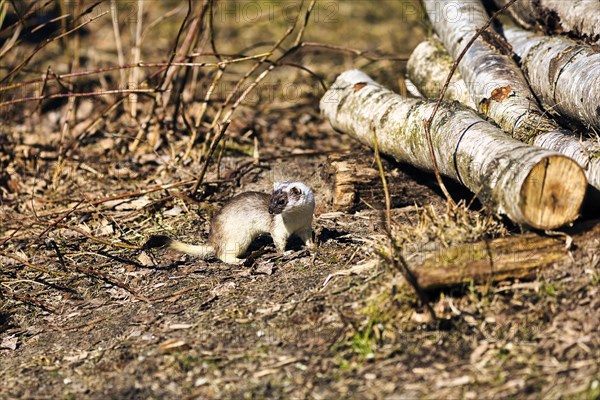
[143,181,315,264]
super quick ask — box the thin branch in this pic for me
[0,250,64,276]
[372,128,436,321]
[0,56,273,94]
[0,88,161,108]
[293,0,317,47]
[55,223,140,250]
[47,240,147,302]
[2,290,58,313]
[0,9,109,84]
[191,120,231,195]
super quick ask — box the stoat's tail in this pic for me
[143,235,215,259]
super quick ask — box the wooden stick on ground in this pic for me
[323,153,439,212]
[412,220,600,290]
[320,70,586,229]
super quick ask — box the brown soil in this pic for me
[1,1,598,399]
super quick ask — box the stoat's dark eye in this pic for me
[278,199,285,205]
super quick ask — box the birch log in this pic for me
[493,0,600,43]
[406,37,600,191]
[501,24,600,132]
[424,0,574,142]
[320,70,586,229]
[406,38,475,108]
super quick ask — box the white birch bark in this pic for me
[406,37,476,108]
[502,24,600,132]
[406,37,600,191]
[424,0,564,142]
[320,70,586,229]
[494,0,600,43]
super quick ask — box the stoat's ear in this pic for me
[290,186,301,196]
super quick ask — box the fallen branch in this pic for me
[323,152,438,212]
[1,290,58,313]
[320,70,586,229]
[406,37,600,191]
[411,220,600,290]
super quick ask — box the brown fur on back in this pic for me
[208,191,272,257]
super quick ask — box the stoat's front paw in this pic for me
[219,254,245,265]
[304,239,316,251]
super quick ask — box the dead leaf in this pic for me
[158,338,188,353]
[163,206,183,217]
[98,221,114,236]
[210,281,236,297]
[254,261,274,275]
[115,196,152,211]
[137,252,156,267]
[0,335,18,350]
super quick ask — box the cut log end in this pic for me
[519,155,587,229]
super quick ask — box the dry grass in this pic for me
[0,1,599,399]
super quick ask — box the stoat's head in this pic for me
[268,181,315,215]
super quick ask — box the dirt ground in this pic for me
[1,1,599,399]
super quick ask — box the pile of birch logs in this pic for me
[320,0,600,230]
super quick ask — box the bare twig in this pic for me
[0,56,274,94]
[55,223,140,250]
[36,200,85,241]
[0,88,161,107]
[2,290,58,313]
[127,0,143,118]
[372,129,436,320]
[372,130,392,233]
[110,0,126,88]
[0,0,52,37]
[0,8,108,84]
[293,0,317,47]
[191,120,231,195]
[0,250,64,276]
[184,66,225,159]
[47,240,147,302]
[299,42,410,61]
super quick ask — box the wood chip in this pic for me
[158,338,188,353]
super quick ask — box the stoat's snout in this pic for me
[269,182,314,215]
[269,190,288,214]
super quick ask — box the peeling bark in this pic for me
[320,70,586,229]
[501,24,600,132]
[323,153,438,212]
[493,0,600,43]
[406,37,600,191]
